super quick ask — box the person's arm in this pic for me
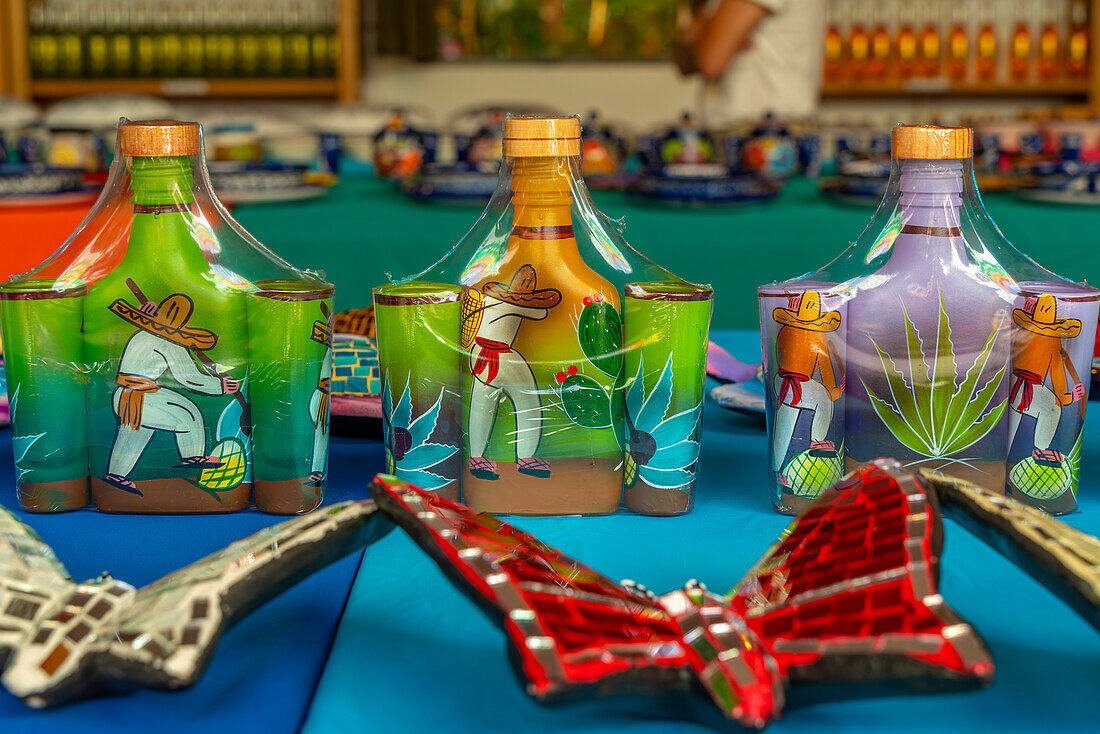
[676,0,772,81]
[159,342,232,396]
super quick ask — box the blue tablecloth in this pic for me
[303,330,1100,733]
[1,436,386,734]
[4,330,1100,732]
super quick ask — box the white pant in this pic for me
[771,375,833,472]
[108,387,207,476]
[310,388,328,474]
[468,352,542,460]
[1009,382,1058,452]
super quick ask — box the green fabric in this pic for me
[233,177,1100,330]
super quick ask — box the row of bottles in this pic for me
[824,0,1090,85]
[28,0,339,80]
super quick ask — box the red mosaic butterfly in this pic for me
[369,459,994,728]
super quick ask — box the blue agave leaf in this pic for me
[381,370,392,416]
[647,439,700,472]
[393,375,412,429]
[395,465,451,491]
[408,389,444,446]
[401,441,458,471]
[650,404,701,448]
[639,465,694,490]
[625,357,645,423]
[637,355,674,432]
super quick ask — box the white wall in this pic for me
[361,57,1075,131]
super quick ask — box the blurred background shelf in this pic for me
[823,78,1092,97]
[30,78,342,99]
[0,0,360,102]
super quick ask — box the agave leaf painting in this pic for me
[382,373,458,491]
[861,292,1006,464]
[623,355,702,490]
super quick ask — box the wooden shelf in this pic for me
[31,78,342,100]
[823,78,1091,97]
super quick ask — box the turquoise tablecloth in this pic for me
[303,329,1100,733]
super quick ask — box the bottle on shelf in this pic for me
[974,0,997,82]
[846,0,870,79]
[1036,0,1062,80]
[236,1,262,78]
[823,0,845,81]
[181,2,206,78]
[868,1,892,80]
[1066,0,1089,78]
[261,1,287,77]
[917,2,942,78]
[29,0,60,79]
[85,1,110,78]
[1010,0,1033,81]
[153,1,183,79]
[946,1,970,82]
[896,5,919,79]
[286,1,312,77]
[108,0,134,78]
[57,0,84,79]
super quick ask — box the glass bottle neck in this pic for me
[898,158,964,228]
[510,155,574,231]
[129,155,196,207]
[881,158,969,270]
[123,155,206,270]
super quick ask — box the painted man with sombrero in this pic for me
[1009,294,1085,467]
[770,290,844,484]
[104,293,239,494]
[308,305,334,484]
[466,264,561,481]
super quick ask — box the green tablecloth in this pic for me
[233,176,1100,331]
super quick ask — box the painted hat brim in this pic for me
[1012,309,1082,338]
[110,300,219,351]
[773,308,842,332]
[482,282,562,309]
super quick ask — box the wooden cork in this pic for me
[503,116,581,158]
[119,120,200,157]
[892,125,973,159]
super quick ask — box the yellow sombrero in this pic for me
[772,291,842,332]
[1013,294,1082,338]
[109,293,219,351]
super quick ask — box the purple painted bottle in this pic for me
[845,133,1012,489]
[760,124,1100,513]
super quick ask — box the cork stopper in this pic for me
[118,120,200,157]
[892,125,973,160]
[504,116,581,158]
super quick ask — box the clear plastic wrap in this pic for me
[1,120,333,515]
[373,115,712,516]
[760,124,1100,515]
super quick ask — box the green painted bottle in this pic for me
[82,123,253,513]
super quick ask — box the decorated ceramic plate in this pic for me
[818,176,883,207]
[1017,162,1100,204]
[630,165,779,206]
[400,165,499,204]
[207,161,332,205]
[0,164,84,198]
[709,378,766,420]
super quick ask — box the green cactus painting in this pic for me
[862,292,1007,467]
[555,365,613,429]
[577,295,623,378]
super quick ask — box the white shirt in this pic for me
[701,0,826,125]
